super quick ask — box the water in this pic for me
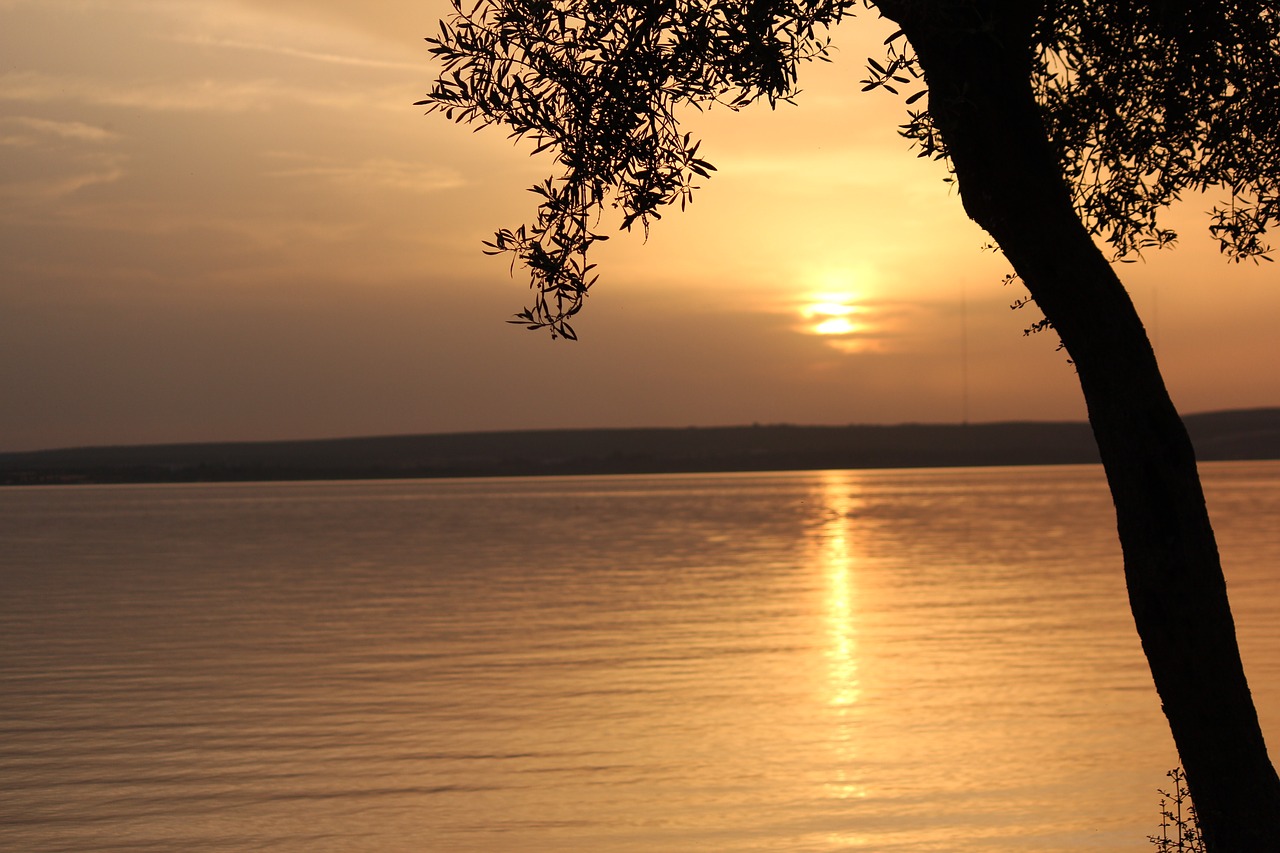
[3,462,1280,851]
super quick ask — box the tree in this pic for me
[419,0,1280,847]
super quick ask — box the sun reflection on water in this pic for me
[815,469,867,802]
[826,541,861,709]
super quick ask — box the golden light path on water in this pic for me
[817,470,867,807]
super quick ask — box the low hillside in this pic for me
[2,408,1277,485]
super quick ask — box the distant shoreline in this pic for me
[3,407,1278,486]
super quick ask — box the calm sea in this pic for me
[3,462,1280,852]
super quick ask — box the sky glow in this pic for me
[1,0,1276,452]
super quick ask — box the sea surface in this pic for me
[3,462,1280,852]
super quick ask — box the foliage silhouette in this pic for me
[420,1,1280,847]
[1150,768,1206,853]
[421,0,1278,335]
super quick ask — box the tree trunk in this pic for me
[879,2,1280,848]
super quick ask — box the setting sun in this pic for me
[814,315,858,336]
[798,293,873,351]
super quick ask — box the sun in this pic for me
[804,298,859,335]
[790,265,886,352]
[799,293,867,349]
[815,316,857,335]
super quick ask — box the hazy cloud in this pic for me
[0,116,121,144]
[0,163,125,201]
[170,34,423,71]
[264,154,464,194]
[0,115,128,202]
[0,70,407,114]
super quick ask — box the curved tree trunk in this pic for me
[879,2,1280,848]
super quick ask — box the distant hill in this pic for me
[2,408,1279,486]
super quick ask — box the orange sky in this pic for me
[2,0,1277,452]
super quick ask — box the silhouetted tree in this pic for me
[420,1,1280,846]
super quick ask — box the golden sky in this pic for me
[2,0,1277,452]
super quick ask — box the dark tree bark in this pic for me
[878,1,1280,848]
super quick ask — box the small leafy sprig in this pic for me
[1148,767,1205,853]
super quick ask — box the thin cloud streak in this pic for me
[263,154,465,194]
[0,165,125,201]
[1,116,121,143]
[170,34,424,71]
[0,70,409,114]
